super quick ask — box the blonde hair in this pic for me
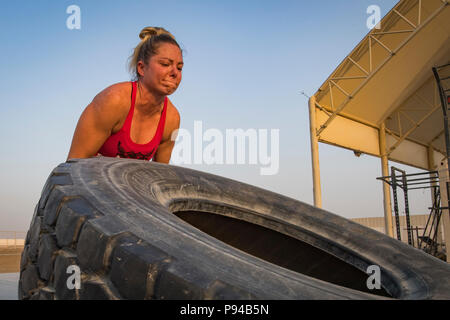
[128,27,180,80]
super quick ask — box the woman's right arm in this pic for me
[67,86,125,160]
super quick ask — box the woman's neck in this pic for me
[135,80,165,117]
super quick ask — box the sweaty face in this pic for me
[139,43,183,96]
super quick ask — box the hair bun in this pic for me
[139,27,174,41]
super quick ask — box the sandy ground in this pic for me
[0,247,23,300]
[0,247,23,273]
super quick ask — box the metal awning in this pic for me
[313,0,449,168]
[308,0,449,238]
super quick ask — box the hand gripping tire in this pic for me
[19,157,450,300]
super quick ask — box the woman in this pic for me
[67,27,182,163]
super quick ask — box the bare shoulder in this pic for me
[87,82,133,129]
[91,81,132,112]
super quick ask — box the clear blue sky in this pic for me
[1,0,430,232]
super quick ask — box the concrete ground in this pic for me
[0,273,19,300]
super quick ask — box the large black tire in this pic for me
[19,157,450,300]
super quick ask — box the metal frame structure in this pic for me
[419,186,444,257]
[315,1,447,140]
[377,169,445,259]
[308,0,449,244]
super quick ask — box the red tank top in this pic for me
[97,81,167,161]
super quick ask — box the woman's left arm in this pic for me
[154,103,180,164]
[153,139,176,164]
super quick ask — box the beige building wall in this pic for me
[352,214,445,251]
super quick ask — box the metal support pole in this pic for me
[438,159,450,262]
[428,146,443,247]
[402,172,413,245]
[309,96,322,208]
[415,226,420,248]
[391,167,402,241]
[379,123,394,237]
